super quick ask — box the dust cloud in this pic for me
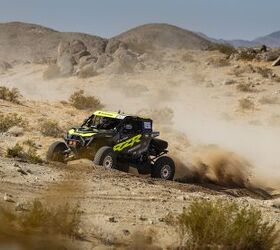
[2,61,280,191]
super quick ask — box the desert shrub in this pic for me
[239,97,255,111]
[255,67,274,79]
[211,44,237,56]
[43,64,60,80]
[259,95,280,105]
[21,200,81,238]
[208,57,230,67]
[23,139,37,148]
[236,83,255,92]
[181,53,195,63]
[169,199,279,250]
[0,199,82,244]
[0,113,27,132]
[0,86,21,104]
[6,143,43,164]
[237,49,257,61]
[39,119,63,138]
[69,90,103,110]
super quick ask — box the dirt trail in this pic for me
[0,157,279,249]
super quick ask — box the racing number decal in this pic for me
[113,134,142,152]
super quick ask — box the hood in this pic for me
[67,127,114,138]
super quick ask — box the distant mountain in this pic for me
[253,31,280,48]
[197,30,280,48]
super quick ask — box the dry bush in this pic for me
[23,139,37,148]
[259,95,280,105]
[211,44,237,56]
[69,90,103,110]
[43,64,60,80]
[237,50,257,61]
[181,53,195,63]
[0,86,21,104]
[6,143,43,164]
[239,98,255,111]
[236,83,255,92]
[22,199,81,238]
[168,199,279,250]
[39,119,63,138]
[255,67,274,79]
[0,199,81,249]
[208,57,230,67]
[0,113,27,132]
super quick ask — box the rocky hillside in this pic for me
[0,22,106,62]
[0,22,214,64]
[115,23,213,52]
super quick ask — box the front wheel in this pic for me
[47,141,68,163]
[93,146,116,169]
[151,156,175,180]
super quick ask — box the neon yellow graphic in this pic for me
[113,134,142,151]
[68,129,96,137]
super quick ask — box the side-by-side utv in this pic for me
[47,110,175,180]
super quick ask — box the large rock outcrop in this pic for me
[53,38,140,77]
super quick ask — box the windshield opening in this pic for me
[84,115,121,130]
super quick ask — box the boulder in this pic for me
[57,41,74,76]
[105,39,127,54]
[70,39,87,54]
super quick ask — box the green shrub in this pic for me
[0,86,21,104]
[6,143,43,164]
[39,119,63,138]
[170,199,279,250]
[69,90,103,110]
[0,113,27,132]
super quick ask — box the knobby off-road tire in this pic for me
[94,146,116,170]
[151,156,175,180]
[47,141,68,163]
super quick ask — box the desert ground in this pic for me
[0,22,280,249]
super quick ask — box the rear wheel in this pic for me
[151,156,175,180]
[94,146,116,169]
[47,141,68,162]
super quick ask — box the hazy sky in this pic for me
[0,0,279,40]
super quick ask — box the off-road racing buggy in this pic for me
[47,110,175,180]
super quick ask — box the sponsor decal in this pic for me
[113,134,142,151]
